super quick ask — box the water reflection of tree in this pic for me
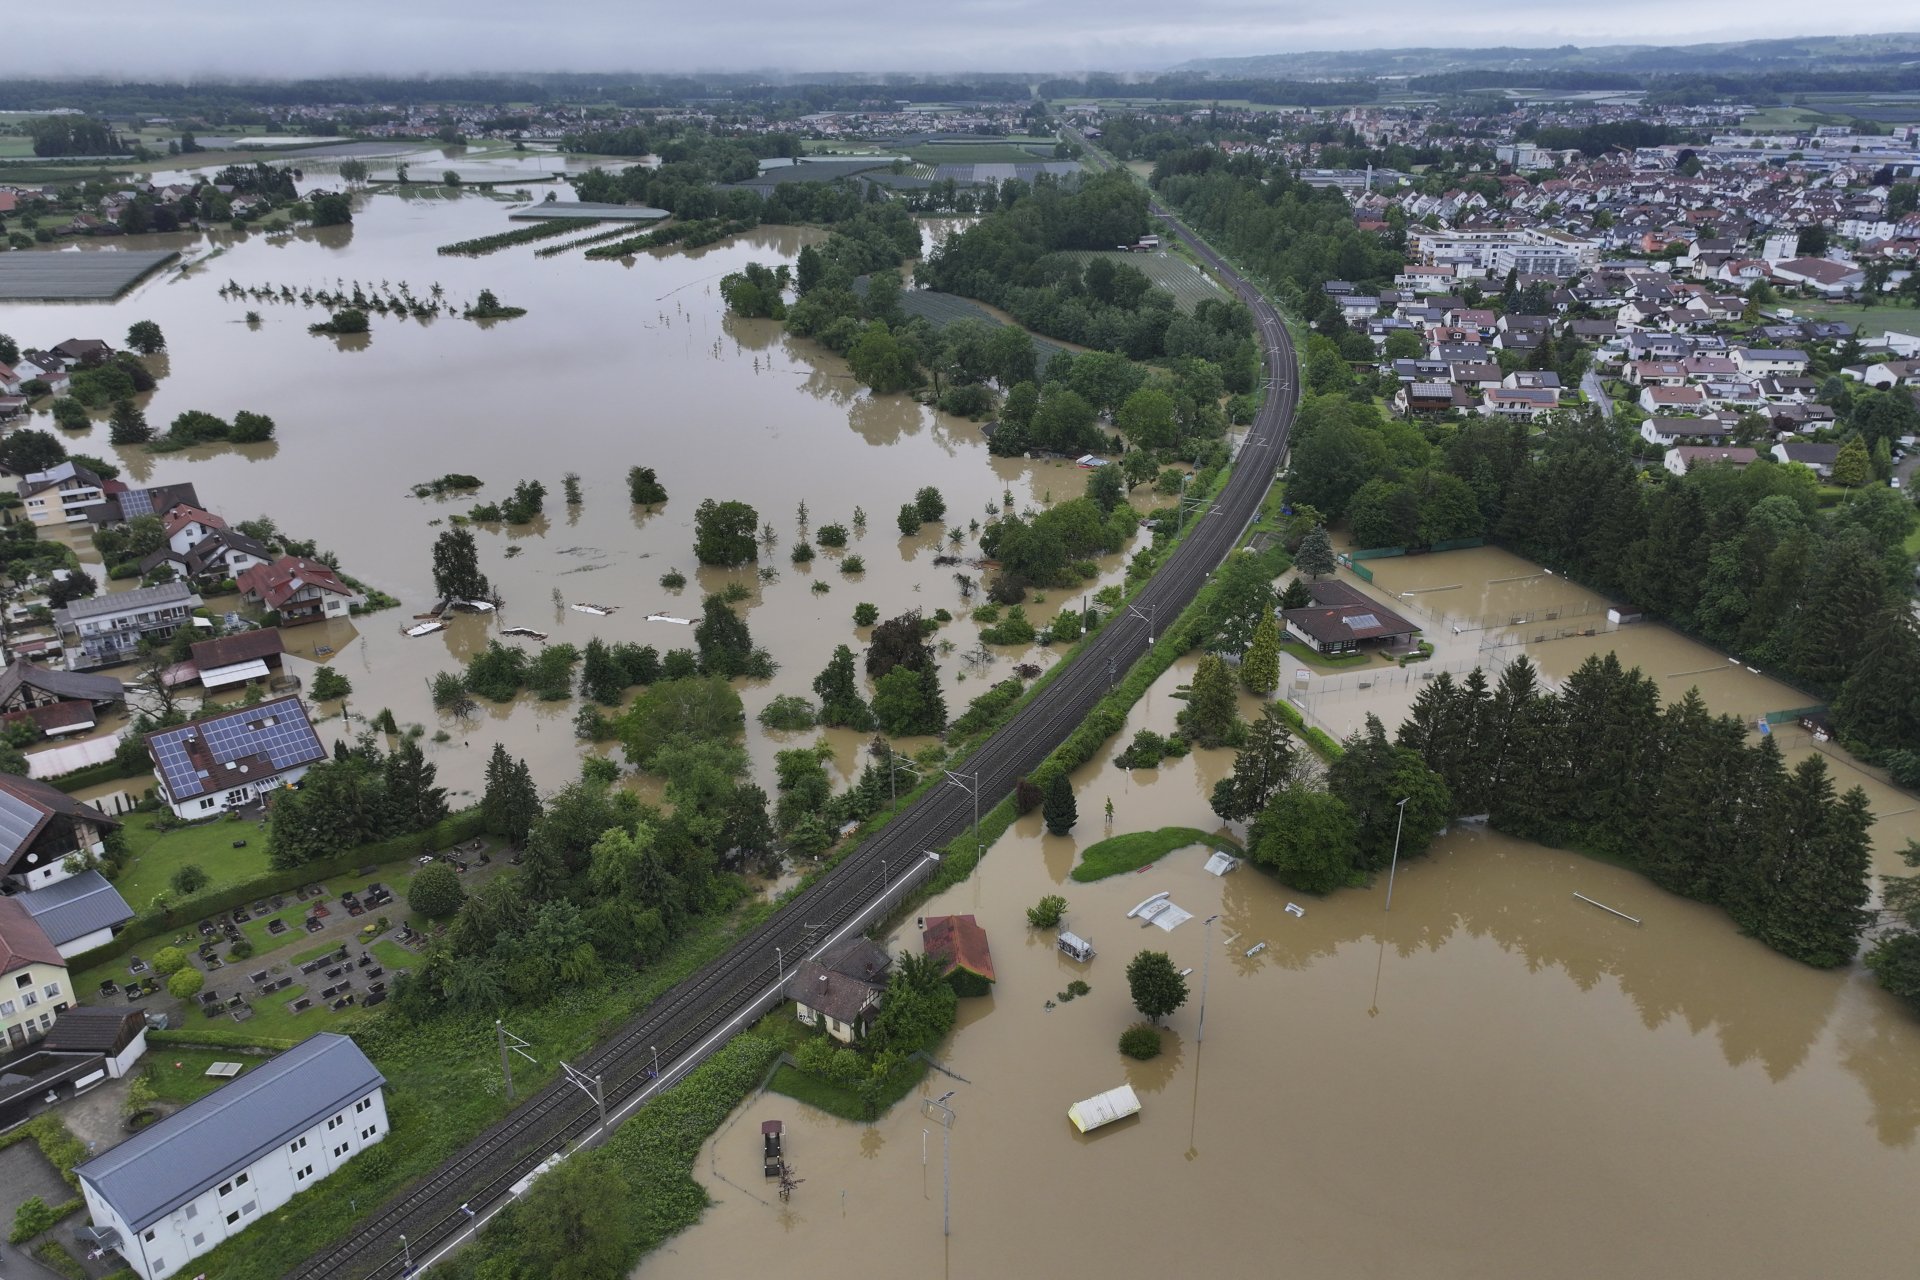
[1214,835,1842,1089]
[722,310,782,353]
[846,394,924,447]
[1839,999,1920,1147]
[1123,1026,1186,1094]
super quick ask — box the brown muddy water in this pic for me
[1,197,1128,803]
[644,652,1920,1280]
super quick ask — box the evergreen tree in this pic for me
[1326,715,1452,873]
[1279,578,1312,611]
[1831,437,1870,488]
[383,736,449,832]
[1295,525,1336,579]
[431,526,491,603]
[1729,756,1873,968]
[1043,771,1077,835]
[1833,607,1920,757]
[481,744,541,845]
[812,645,875,729]
[694,594,755,677]
[580,638,627,705]
[1177,654,1242,747]
[1241,612,1280,694]
[108,397,152,445]
[1211,704,1296,823]
[1640,690,1752,901]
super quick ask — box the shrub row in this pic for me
[436,219,587,256]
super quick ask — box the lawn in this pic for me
[1779,299,1919,340]
[370,939,419,971]
[110,811,273,916]
[141,1047,256,1105]
[1049,249,1225,312]
[1070,826,1243,883]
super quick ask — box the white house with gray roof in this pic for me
[51,582,202,670]
[75,1033,387,1280]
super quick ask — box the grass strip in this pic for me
[1070,826,1244,883]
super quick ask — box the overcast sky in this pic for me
[30,3,1895,78]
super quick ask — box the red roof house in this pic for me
[922,914,995,995]
[236,557,361,626]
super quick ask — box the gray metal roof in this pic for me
[53,581,198,623]
[16,870,133,947]
[0,657,125,708]
[77,1033,384,1232]
[0,789,43,867]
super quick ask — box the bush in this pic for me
[582,756,621,785]
[757,695,817,730]
[9,1196,61,1245]
[897,503,922,536]
[408,862,465,918]
[816,523,848,548]
[151,945,188,976]
[914,486,947,523]
[1027,894,1067,929]
[853,602,879,627]
[310,666,352,700]
[1014,777,1044,815]
[168,864,209,896]
[840,555,866,575]
[659,570,686,590]
[166,968,204,1000]
[1119,1024,1162,1060]
[790,541,814,564]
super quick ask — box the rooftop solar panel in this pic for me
[1342,613,1381,631]
[148,697,324,800]
[119,489,156,518]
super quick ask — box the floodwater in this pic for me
[643,652,1920,1280]
[0,193,1139,803]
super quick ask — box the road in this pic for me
[290,162,1302,1280]
[1582,370,1613,420]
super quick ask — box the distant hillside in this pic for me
[1172,33,1920,80]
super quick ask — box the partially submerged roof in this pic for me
[16,870,134,947]
[922,914,995,982]
[76,1033,385,1232]
[145,695,324,802]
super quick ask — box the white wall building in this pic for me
[145,696,327,819]
[76,1034,387,1280]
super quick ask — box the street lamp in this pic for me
[775,945,785,982]
[1196,914,1220,1044]
[400,1233,413,1277]
[923,1091,957,1237]
[1384,797,1410,912]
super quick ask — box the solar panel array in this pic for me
[0,789,46,861]
[119,488,157,518]
[149,698,324,800]
[1342,613,1382,631]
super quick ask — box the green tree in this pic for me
[1248,787,1359,893]
[1027,894,1067,928]
[480,744,541,845]
[1727,756,1873,968]
[460,1151,637,1280]
[627,466,668,505]
[0,428,65,475]
[309,192,353,226]
[693,498,760,567]
[1115,387,1177,450]
[383,736,448,832]
[167,968,204,1000]
[1043,771,1077,835]
[1294,525,1337,579]
[1176,654,1241,747]
[169,864,209,896]
[897,502,923,536]
[1125,949,1189,1024]
[125,320,166,354]
[1831,437,1870,488]
[1211,704,1296,823]
[914,486,947,523]
[310,666,351,700]
[106,398,151,444]
[1086,463,1126,513]
[151,946,188,975]
[430,526,491,603]
[812,644,874,729]
[229,410,275,443]
[872,664,945,736]
[1241,613,1281,695]
[1327,715,1453,873]
[617,675,745,770]
[580,638,627,705]
[408,862,466,919]
[694,594,756,678]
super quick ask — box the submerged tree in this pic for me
[430,526,491,603]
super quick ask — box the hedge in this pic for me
[48,755,152,794]
[67,809,485,974]
[149,1028,297,1053]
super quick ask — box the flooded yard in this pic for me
[643,654,1920,1280]
[2,194,1133,800]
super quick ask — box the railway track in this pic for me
[293,185,1300,1280]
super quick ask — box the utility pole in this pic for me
[924,1091,957,1236]
[1384,797,1410,912]
[1197,913,1220,1044]
[1126,600,1155,647]
[560,1060,607,1131]
[943,769,981,859]
[495,1020,534,1102]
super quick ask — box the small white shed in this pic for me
[1068,1083,1142,1133]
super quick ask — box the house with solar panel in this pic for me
[52,582,203,670]
[145,696,327,819]
[1280,579,1422,658]
[74,1033,387,1280]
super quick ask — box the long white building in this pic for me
[75,1033,387,1280]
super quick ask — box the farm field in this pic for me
[899,288,1071,365]
[1051,248,1226,311]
